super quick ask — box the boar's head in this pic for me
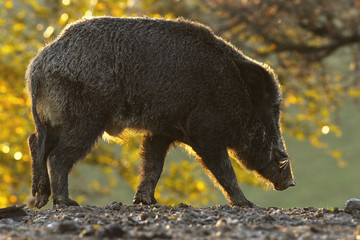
[233,60,295,191]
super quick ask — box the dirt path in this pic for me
[0,202,359,239]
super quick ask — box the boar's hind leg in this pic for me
[192,143,256,208]
[133,134,173,205]
[28,131,57,209]
[48,126,102,207]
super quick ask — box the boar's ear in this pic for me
[238,61,268,105]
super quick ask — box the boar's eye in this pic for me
[278,159,288,168]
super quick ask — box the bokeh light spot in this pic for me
[62,0,70,6]
[1,145,10,154]
[322,125,330,135]
[14,152,22,160]
[43,26,54,38]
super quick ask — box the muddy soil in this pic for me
[0,202,359,240]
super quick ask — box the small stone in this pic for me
[140,211,156,221]
[178,203,190,208]
[202,229,211,236]
[261,214,276,223]
[216,218,227,228]
[309,225,322,233]
[97,223,124,238]
[79,228,96,238]
[104,201,123,211]
[215,218,232,231]
[0,204,27,219]
[46,222,59,228]
[56,221,81,233]
[315,211,324,218]
[333,207,340,213]
[60,214,72,222]
[140,212,150,220]
[155,232,172,239]
[75,213,85,218]
[344,199,360,213]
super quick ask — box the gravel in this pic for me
[0,201,359,239]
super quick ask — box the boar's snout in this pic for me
[256,153,295,192]
[273,158,296,191]
[274,176,296,191]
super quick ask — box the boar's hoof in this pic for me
[232,199,259,208]
[34,194,50,209]
[52,197,80,208]
[133,192,157,205]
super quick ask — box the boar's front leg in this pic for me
[133,134,173,205]
[192,141,256,208]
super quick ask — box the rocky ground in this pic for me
[0,201,359,240]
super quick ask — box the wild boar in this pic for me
[26,16,295,209]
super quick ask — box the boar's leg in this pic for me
[133,134,173,205]
[48,126,102,207]
[192,142,256,208]
[28,131,57,209]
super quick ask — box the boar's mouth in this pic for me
[274,179,296,191]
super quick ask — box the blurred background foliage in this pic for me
[0,0,359,208]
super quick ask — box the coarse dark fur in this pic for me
[26,16,295,208]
